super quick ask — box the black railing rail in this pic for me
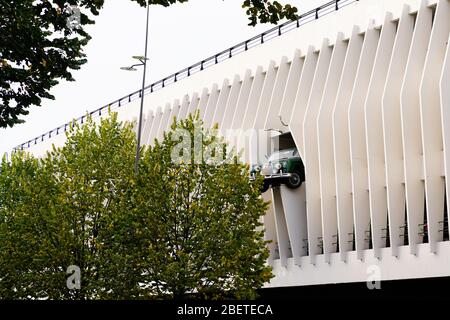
[14,0,358,152]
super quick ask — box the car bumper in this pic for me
[249,172,292,181]
[263,173,292,180]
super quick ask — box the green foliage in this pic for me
[0,113,136,299]
[0,111,272,299]
[242,0,298,26]
[116,112,272,299]
[0,0,297,127]
[0,0,105,128]
[131,0,298,26]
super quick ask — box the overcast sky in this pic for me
[0,0,319,158]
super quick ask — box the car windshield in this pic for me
[268,148,298,161]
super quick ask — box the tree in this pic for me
[105,112,272,299]
[0,0,105,128]
[0,0,297,128]
[0,113,137,299]
[0,112,272,299]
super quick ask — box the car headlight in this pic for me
[274,163,282,170]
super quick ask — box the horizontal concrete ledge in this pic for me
[266,241,450,288]
[259,275,450,300]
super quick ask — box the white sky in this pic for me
[0,0,319,158]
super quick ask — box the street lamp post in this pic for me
[121,2,150,176]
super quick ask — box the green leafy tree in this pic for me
[0,0,105,128]
[0,113,137,299]
[0,112,272,299]
[104,112,272,299]
[0,0,297,128]
[241,0,299,26]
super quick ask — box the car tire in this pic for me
[286,172,303,189]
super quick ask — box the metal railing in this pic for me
[14,0,359,152]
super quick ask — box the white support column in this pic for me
[271,187,292,268]
[240,66,265,164]
[132,116,139,135]
[231,69,253,130]
[272,49,306,266]
[289,47,318,158]
[262,56,290,195]
[252,60,277,131]
[166,99,181,131]
[267,49,312,271]
[332,26,364,262]
[419,0,450,253]
[382,5,415,257]
[263,191,278,265]
[186,92,200,118]
[197,88,210,119]
[229,70,253,159]
[264,56,290,132]
[364,12,397,260]
[317,32,348,263]
[156,103,172,142]
[177,94,191,121]
[264,52,304,268]
[348,24,380,260]
[280,184,308,265]
[243,61,276,168]
[242,66,265,131]
[142,109,154,146]
[252,60,277,165]
[400,0,432,255]
[221,74,243,130]
[147,106,163,145]
[303,39,333,264]
[202,84,220,127]
[440,33,450,246]
[278,50,304,124]
[211,79,231,128]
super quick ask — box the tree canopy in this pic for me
[0,0,105,128]
[0,112,272,299]
[0,113,137,299]
[0,0,297,128]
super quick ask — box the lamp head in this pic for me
[132,55,148,61]
[120,66,137,71]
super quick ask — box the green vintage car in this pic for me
[250,147,305,192]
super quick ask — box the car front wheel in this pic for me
[286,172,303,189]
[261,180,270,193]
